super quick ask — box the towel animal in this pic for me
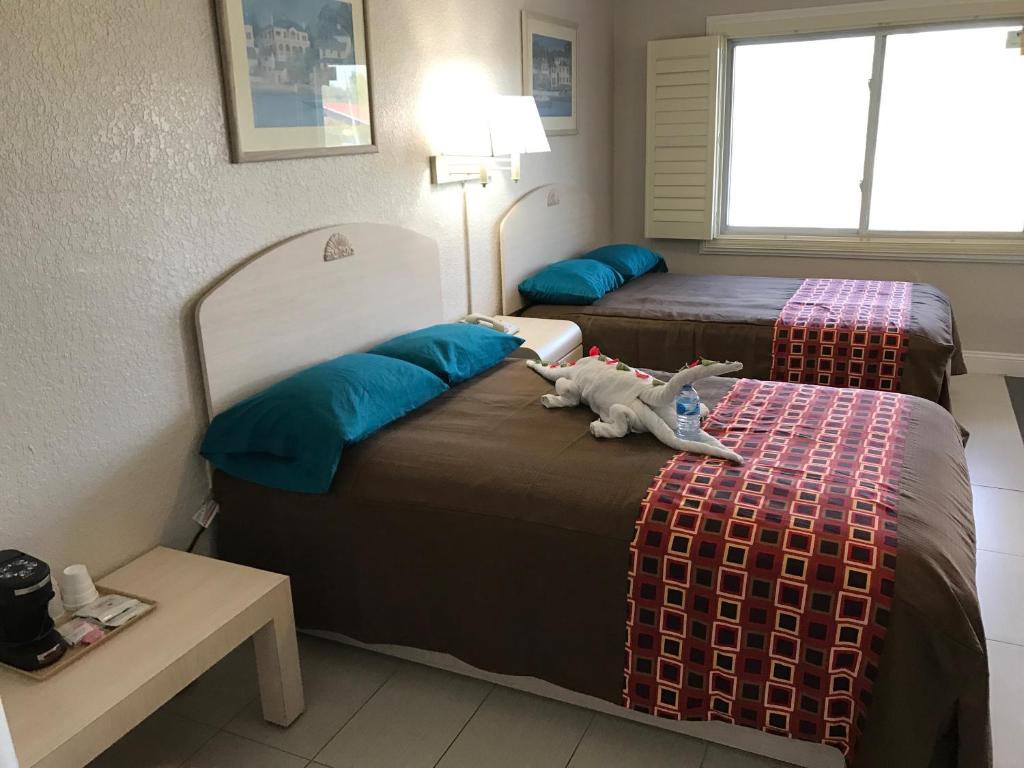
[527,348,744,463]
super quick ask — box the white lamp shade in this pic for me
[489,96,551,156]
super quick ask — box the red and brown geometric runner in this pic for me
[624,379,910,761]
[770,279,912,393]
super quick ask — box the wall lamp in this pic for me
[430,95,550,186]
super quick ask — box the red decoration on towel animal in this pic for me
[589,346,601,357]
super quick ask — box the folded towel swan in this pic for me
[527,348,744,464]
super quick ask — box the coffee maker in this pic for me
[0,550,66,671]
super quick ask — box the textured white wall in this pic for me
[612,0,1024,355]
[0,0,612,575]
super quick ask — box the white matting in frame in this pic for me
[522,11,579,136]
[215,0,377,162]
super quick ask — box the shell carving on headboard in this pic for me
[324,233,355,262]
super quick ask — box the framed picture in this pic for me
[521,12,578,136]
[214,0,376,162]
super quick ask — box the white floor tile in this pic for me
[314,663,491,768]
[566,714,705,768]
[166,642,259,728]
[184,732,307,768]
[988,640,1024,768]
[973,485,1024,558]
[225,636,396,759]
[951,375,1024,492]
[436,687,592,768]
[977,549,1024,645]
[87,707,216,768]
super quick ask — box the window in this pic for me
[724,23,1024,236]
[727,36,875,230]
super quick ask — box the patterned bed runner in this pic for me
[623,379,910,761]
[770,279,912,392]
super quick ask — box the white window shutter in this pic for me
[645,36,725,240]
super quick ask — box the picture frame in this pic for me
[521,12,578,136]
[214,0,377,163]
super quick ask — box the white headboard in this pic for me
[196,224,443,418]
[498,184,604,315]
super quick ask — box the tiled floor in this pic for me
[86,374,1023,768]
[950,374,1024,768]
[87,634,789,768]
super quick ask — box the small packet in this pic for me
[105,602,151,628]
[80,626,106,645]
[75,594,140,624]
[58,617,103,646]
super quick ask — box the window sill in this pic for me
[700,235,1024,264]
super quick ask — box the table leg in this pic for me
[253,583,305,726]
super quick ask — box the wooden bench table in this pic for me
[0,547,304,768]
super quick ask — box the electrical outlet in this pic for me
[1007,30,1022,50]
[192,498,219,528]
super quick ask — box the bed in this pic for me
[500,185,967,410]
[196,224,988,768]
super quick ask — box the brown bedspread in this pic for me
[214,360,987,767]
[523,273,967,409]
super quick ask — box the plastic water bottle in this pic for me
[675,384,702,440]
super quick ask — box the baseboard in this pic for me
[962,350,1024,377]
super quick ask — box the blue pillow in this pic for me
[201,353,448,494]
[369,323,524,385]
[583,244,666,280]
[518,259,624,305]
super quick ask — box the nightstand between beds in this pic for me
[499,316,583,365]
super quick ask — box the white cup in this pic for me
[60,564,99,611]
[48,576,67,623]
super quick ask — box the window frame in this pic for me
[705,1,1024,262]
